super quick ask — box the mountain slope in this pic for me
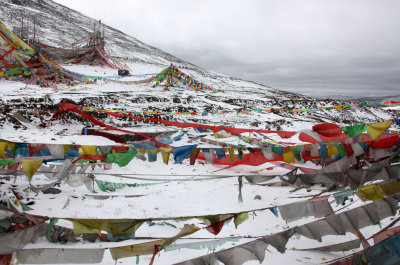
[0,0,397,132]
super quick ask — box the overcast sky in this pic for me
[54,0,400,98]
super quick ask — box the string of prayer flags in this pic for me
[282,164,400,189]
[175,196,398,265]
[355,179,400,202]
[69,219,144,236]
[329,231,400,265]
[95,179,157,192]
[16,248,105,264]
[163,238,240,252]
[152,66,219,92]
[110,224,200,260]
[294,197,398,241]
[294,239,361,252]
[175,238,270,265]
[77,98,400,117]
[0,120,398,171]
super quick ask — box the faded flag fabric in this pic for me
[0,223,46,254]
[16,248,105,264]
[278,195,334,222]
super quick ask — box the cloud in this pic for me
[54,0,400,96]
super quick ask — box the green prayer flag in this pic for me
[0,219,11,230]
[214,133,230,138]
[0,159,19,166]
[341,124,366,137]
[337,144,346,157]
[234,212,248,228]
[95,179,156,192]
[238,149,243,160]
[293,146,304,163]
[46,218,58,236]
[20,202,31,211]
[70,219,143,236]
[106,150,137,167]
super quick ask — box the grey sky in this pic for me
[54,0,400,97]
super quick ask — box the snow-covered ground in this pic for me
[0,65,398,264]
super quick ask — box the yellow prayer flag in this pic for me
[6,142,15,152]
[21,160,43,180]
[159,147,172,165]
[366,120,392,140]
[379,180,400,196]
[333,105,343,110]
[137,147,146,154]
[63,144,69,153]
[355,184,385,201]
[68,219,143,236]
[283,150,295,164]
[0,142,7,159]
[327,143,339,156]
[72,220,101,234]
[228,148,235,162]
[82,145,97,156]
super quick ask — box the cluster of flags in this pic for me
[152,66,222,92]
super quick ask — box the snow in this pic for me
[2,150,398,264]
[0,50,399,265]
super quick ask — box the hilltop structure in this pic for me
[0,21,85,86]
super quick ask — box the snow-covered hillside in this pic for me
[0,0,398,130]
